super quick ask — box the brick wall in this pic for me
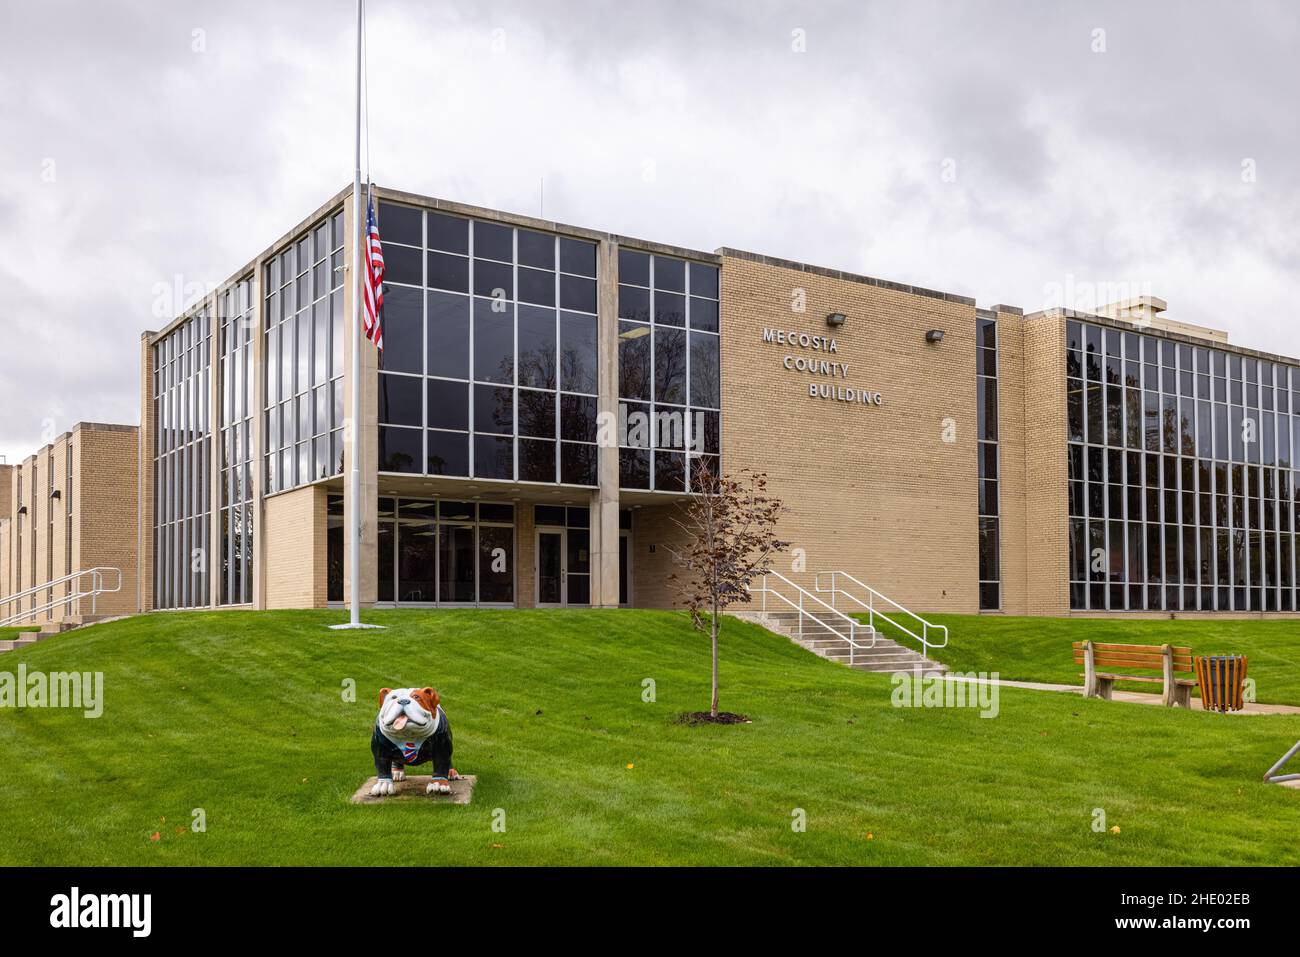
[264,485,327,608]
[74,424,140,618]
[0,464,11,601]
[1022,314,1071,615]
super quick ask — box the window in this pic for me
[219,278,255,605]
[977,316,1000,610]
[336,497,515,605]
[375,203,600,485]
[618,251,721,492]
[263,208,345,495]
[152,308,213,609]
[1067,319,1298,612]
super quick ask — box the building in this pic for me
[0,423,140,624]
[8,183,1296,623]
[127,184,1299,619]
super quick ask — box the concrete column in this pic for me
[343,198,379,606]
[591,238,621,608]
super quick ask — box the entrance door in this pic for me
[536,529,565,606]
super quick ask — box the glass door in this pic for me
[536,529,565,605]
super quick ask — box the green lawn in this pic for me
[0,608,1297,866]
[866,613,1300,705]
[0,626,40,639]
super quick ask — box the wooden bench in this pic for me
[1072,641,1196,708]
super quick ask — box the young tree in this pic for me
[667,468,789,719]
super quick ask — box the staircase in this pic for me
[0,615,114,653]
[757,610,947,674]
[745,571,949,675]
[0,568,122,653]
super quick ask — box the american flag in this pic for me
[363,194,385,351]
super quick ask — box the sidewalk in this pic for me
[939,674,1300,716]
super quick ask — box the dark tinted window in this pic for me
[473,300,514,383]
[690,332,720,407]
[619,249,650,286]
[654,257,685,292]
[379,203,422,247]
[379,426,421,473]
[381,286,423,375]
[517,229,554,269]
[427,292,469,379]
[426,429,468,476]
[427,251,468,293]
[474,384,514,435]
[427,212,467,254]
[560,312,598,394]
[427,378,469,431]
[560,238,596,277]
[378,373,422,427]
[518,388,556,439]
[518,305,557,389]
[474,220,513,262]
[689,262,719,298]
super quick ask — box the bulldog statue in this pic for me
[370,687,459,796]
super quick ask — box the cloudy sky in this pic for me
[1,0,1296,463]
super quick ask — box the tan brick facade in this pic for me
[0,423,139,624]
[264,485,327,608]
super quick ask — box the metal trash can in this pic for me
[1194,655,1248,713]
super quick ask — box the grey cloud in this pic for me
[1,0,1296,462]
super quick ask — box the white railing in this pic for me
[814,571,948,659]
[748,570,876,666]
[0,567,122,630]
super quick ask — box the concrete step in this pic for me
[0,633,46,653]
[850,660,949,674]
[747,611,949,675]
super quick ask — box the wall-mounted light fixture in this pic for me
[925,329,945,343]
[17,505,27,515]
[50,489,61,500]
[826,312,846,328]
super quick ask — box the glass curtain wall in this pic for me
[616,250,721,491]
[263,209,346,494]
[374,202,600,486]
[218,278,255,605]
[1067,319,1298,611]
[152,308,213,609]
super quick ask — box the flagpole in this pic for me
[347,0,364,627]
[330,0,382,631]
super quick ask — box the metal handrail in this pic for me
[814,570,949,659]
[0,567,122,629]
[747,570,876,666]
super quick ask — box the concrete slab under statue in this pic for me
[351,774,477,805]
